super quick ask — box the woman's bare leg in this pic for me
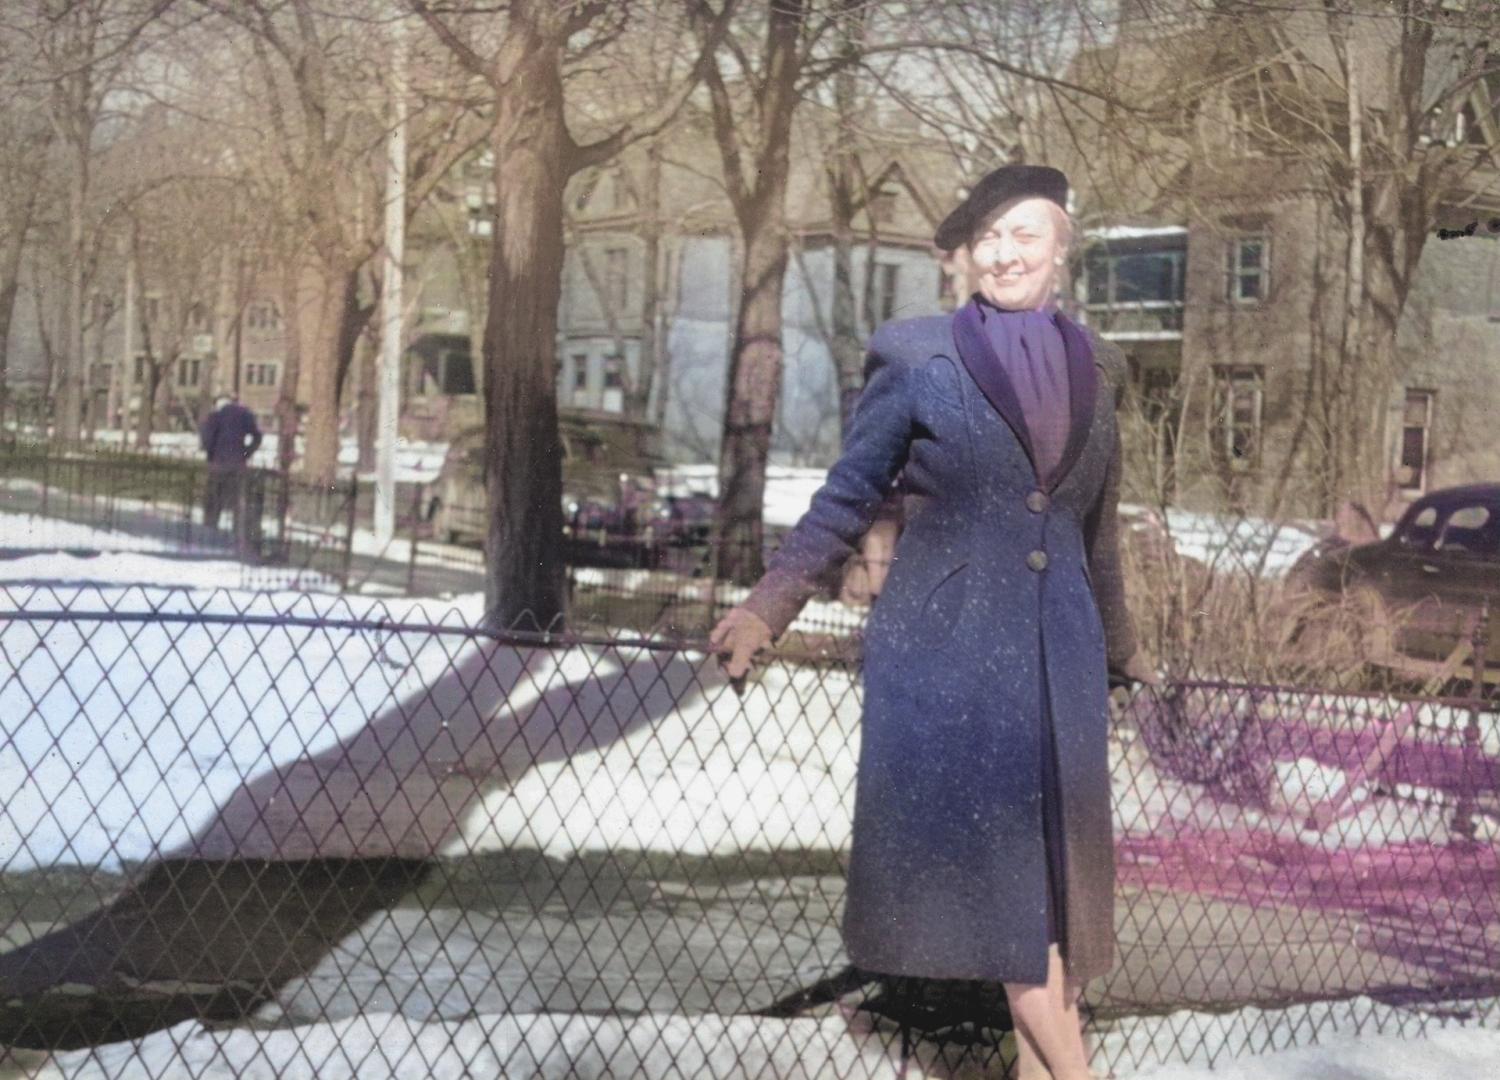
[1003,945,1095,1080]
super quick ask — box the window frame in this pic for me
[1396,388,1435,493]
[1226,235,1270,304]
[1211,363,1265,471]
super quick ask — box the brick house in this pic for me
[1067,2,1500,522]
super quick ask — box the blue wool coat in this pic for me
[741,306,1137,985]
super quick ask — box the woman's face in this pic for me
[962,196,1066,311]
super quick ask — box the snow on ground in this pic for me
[6,995,1498,1079]
[0,580,853,870]
[4,573,1493,874]
[85,429,450,484]
[1120,503,1323,578]
[0,512,174,553]
[1107,996,1500,1079]
[0,550,340,591]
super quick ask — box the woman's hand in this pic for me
[1117,649,1163,688]
[709,606,774,682]
[841,514,900,606]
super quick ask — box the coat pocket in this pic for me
[916,559,970,644]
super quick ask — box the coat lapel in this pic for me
[951,299,1101,492]
[952,298,1036,478]
[1050,309,1099,494]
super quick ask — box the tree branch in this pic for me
[565,0,737,175]
[407,0,499,89]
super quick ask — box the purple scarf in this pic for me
[973,295,1072,485]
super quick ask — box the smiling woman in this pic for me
[711,163,1155,1080]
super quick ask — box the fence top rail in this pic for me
[0,605,703,654]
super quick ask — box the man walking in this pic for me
[199,394,263,537]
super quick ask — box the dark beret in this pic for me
[933,164,1069,252]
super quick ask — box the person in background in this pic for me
[199,394,263,536]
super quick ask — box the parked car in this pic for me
[424,413,665,547]
[425,428,487,545]
[1288,483,1500,679]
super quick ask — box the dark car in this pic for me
[650,493,715,546]
[1290,483,1500,677]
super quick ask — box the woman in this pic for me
[710,164,1158,1080]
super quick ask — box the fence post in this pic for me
[406,483,421,594]
[341,477,358,591]
[1452,601,1489,842]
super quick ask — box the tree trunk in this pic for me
[300,263,362,486]
[0,186,38,429]
[356,327,378,472]
[58,136,89,443]
[631,141,663,422]
[709,0,804,585]
[480,53,569,632]
[0,277,18,429]
[715,217,790,584]
[829,3,865,434]
[277,263,304,478]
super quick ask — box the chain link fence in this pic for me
[1,584,1496,1077]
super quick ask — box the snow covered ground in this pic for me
[0,511,175,553]
[1119,503,1323,578]
[2,521,1498,1078]
[3,994,1496,1078]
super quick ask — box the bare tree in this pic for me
[407,0,734,630]
[192,1,486,485]
[0,94,54,429]
[1,0,177,443]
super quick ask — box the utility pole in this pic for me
[375,12,406,544]
[113,242,135,437]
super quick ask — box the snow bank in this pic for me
[9,996,1498,1079]
[11,1010,903,1080]
[1120,503,1322,578]
[0,512,174,553]
[1102,994,1500,1079]
[0,551,339,591]
[0,584,857,871]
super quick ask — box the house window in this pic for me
[604,247,628,312]
[571,353,589,401]
[1212,365,1264,469]
[876,262,900,323]
[1457,101,1488,146]
[246,364,257,386]
[868,187,897,226]
[178,359,200,387]
[246,302,281,330]
[1397,389,1434,492]
[133,355,145,383]
[1226,236,1269,302]
[602,355,625,413]
[1083,247,1184,305]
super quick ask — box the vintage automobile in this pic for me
[1288,483,1500,681]
[425,412,667,550]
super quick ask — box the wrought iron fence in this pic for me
[1,584,1496,1078]
[0,441,358,592]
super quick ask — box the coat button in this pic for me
[1027,549,1049,572]
[1026,490,1049,513]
